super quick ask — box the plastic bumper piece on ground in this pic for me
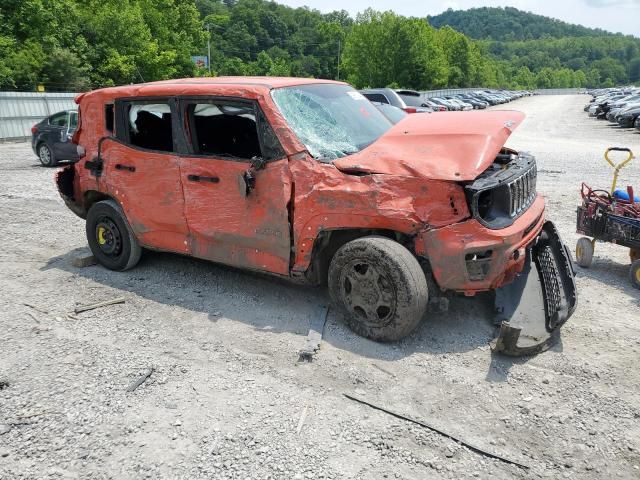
[491,221,577,356]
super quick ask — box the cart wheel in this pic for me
[576,237,594,268]
[631,260,640,290]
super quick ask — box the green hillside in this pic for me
[428,6,617,41]
[430,7,640,87]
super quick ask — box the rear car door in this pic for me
[176,97,292,275]
[97,98,189,254]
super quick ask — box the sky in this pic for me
[277,0,640,36]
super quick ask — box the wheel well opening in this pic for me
[84,190,112,213]
[305,229,412,285]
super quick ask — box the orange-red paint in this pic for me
[58,77,545,294]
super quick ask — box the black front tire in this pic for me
[328,236,428,342]
[86,200,141,271]
[38,143,56,167]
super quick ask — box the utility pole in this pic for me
[337,39,341,81]
[205,24,212,75]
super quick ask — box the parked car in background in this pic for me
[31,109,79,166]
[360,88,431,113]
[443,96,473,111]
[583,87,640,139]
[616,104,640,127]
[426,97,455,110]
[422,98,447,111]
[394,90,434,113]
[455,94,488,109]
[371,101,408,124]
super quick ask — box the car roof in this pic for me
[76,76,345,103]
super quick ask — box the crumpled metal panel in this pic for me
[289,155,470,273]
[333,110,525,181]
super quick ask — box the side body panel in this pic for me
[100,141,189,254]
[179,157,292,275]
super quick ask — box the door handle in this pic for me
[187,174,219,183]
[115,164,136,172]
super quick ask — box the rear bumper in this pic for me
[415,196,546,294]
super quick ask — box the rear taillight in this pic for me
[31,125,38,134]
[403,107,417,114]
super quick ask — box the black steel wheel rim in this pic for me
[95,217,123,257]
[340,258,397,327]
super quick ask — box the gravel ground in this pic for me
[1,94,639,480]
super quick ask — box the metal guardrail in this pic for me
[422,87,586,97]
[0,91,77,140]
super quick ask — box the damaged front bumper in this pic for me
[492,221,577,356]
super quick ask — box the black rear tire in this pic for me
[86,200,141,271]
[328,236,428,342]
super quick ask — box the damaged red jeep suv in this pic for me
[57,77,576,354]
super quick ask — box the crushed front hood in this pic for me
[333,110,525,181]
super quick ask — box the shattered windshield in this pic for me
[271,84,392,161]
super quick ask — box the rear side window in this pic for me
[49,111,68,127]
[362,93,389,104]
[184,101,266,160]
[117,101,174,152]
[398,94,425,107]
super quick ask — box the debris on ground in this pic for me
[343,393,529,470]
[126,367,154,392]
[297,306,328,362]
[22,302,48,314]
[74,297,126,314]
[71,254,97,268]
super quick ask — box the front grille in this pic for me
[465,153,538,229]
[508,166,537,217]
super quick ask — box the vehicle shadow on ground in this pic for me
[575,259,639,307]
[42,247,541,367]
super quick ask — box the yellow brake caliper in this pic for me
[97,226,107,245]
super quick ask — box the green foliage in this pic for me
[0,1,636,91]
[342,10,448,89]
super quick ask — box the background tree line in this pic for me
[0,0,637,92]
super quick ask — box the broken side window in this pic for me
[126,102,174,152]
[185,102,262,160]
[256,108,285,161]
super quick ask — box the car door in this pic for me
[55,111,80,160]
[97,98,190,254]
[176,97,292,275]
[46,111,67,155]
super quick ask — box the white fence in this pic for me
[0,92,77,140]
